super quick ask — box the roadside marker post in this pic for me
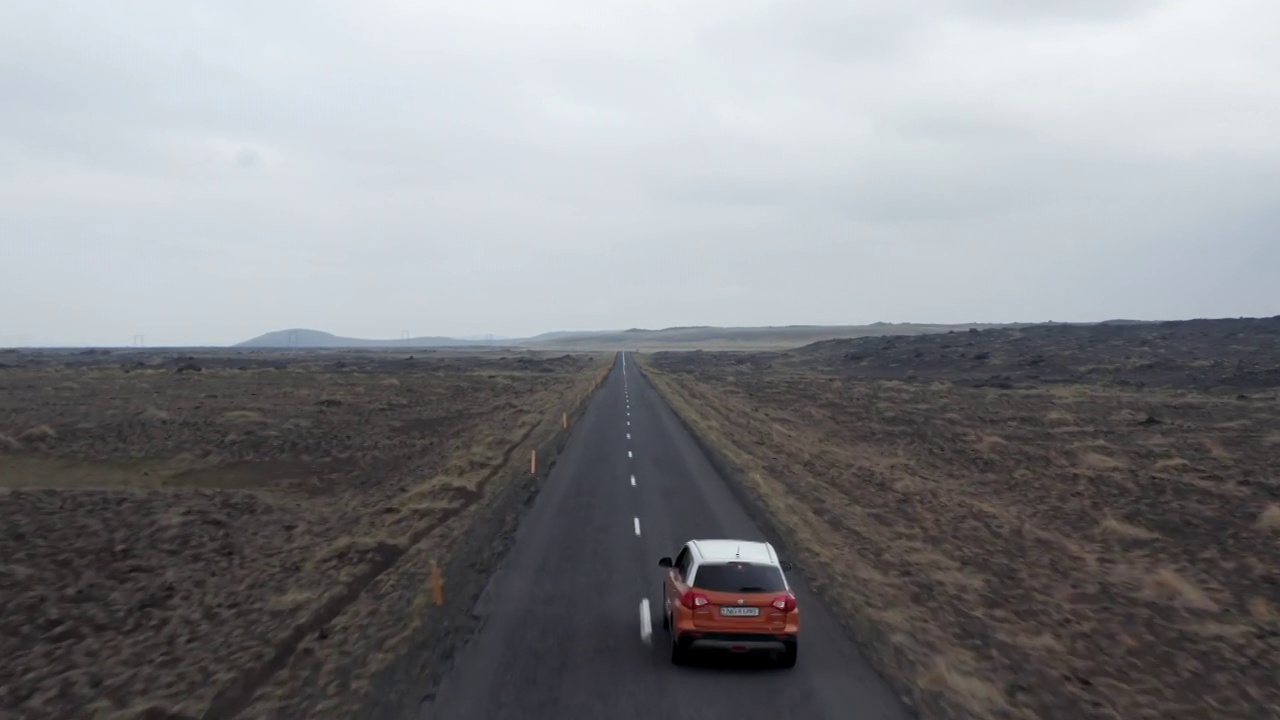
[531,449,536,475]
[431,560,444,606]
[563,412,568,429]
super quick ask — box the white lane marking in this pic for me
[626,433,631,440]
[628,450,633,458]
[630,474,636,486]
[633,517,641,536]
[626,420,630,426]
[639,598,652,645]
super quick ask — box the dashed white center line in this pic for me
[633,517,641,536]
[626,433,631,440]
[626,420,630,426]
[630,474,636,486]
[639,598,652,645]
[628,450,633,458]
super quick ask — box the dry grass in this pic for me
[1248,596,1279,624]
[220,409,268,423]
[1098,514,1160,539]
[917,656,1010,715]
[1077,450,1125,470]
[1202,438,1235,462]
[639,323,1280,720]
[1140,567,1220,611]
[0,349,610,719]
[1256,504,1280,531]
[18,424,56,441]
[973,434,1008,453]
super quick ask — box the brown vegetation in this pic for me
[0,348,609,719]
[639,316,1280,720]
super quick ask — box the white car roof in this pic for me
[689,539,778,566]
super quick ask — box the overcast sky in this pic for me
[2,0,1277,345]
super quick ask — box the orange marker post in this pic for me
[431,560,444,606]
[531,449,537,474]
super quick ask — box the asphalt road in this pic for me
[421,352,912,719]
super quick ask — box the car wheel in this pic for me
[776,642,797,669]
[670,627,688,665]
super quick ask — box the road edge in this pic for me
[633,355,975,720]
[356,355,618,720]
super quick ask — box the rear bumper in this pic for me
[680,631,797,654]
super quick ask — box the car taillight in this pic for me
[771,594,797,612]
[681,590,710,608]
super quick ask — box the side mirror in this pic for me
[658,557,673,568]
[780,561,793,571]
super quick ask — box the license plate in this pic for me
[720,606,760,617]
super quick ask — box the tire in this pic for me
[776,641,798,669]
[670,627,688,665]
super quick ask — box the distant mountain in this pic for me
[515,323,1038,350]
[236,320,1171,351]
[235,329,511,349]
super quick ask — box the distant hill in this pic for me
[237,322,1165,351]
[519,323,1027,350]
[235,329,510,349]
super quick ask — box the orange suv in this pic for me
[658,538,799,667]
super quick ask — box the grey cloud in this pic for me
[0,0,1277,345]
[715,1,921,64]
[234,147,263,169]
[951,0,1166,24]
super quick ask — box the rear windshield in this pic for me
[692,562,787,593]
